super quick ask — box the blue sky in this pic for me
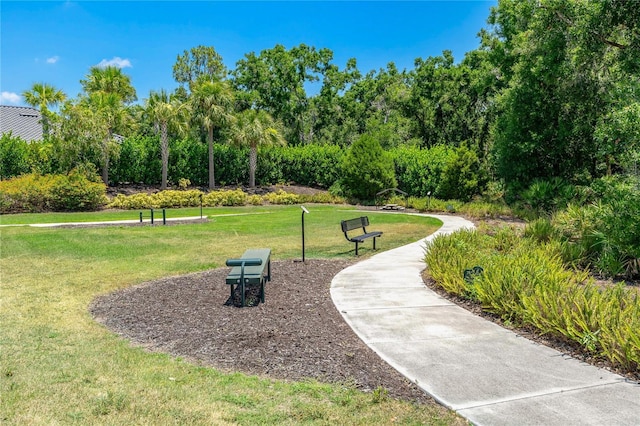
[1,1,496,107]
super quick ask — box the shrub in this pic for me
[247,194,263,205]
[0,171,107,213]
[521,177,577,216]
[111,135,161,185]
[458,200,513,219]
[392,145,454,197]
[523,217,558,243]
[0,133,30,179]
[340,134,396,201]
[298,192,345,205]
[426,226,640,372]
[551,176,640,278]
[263,190,300,205]
[204,189,247,206]
[49,169,108,211]
[438,145,487,201]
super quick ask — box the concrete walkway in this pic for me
[331,214,640,426]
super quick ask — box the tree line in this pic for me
[4,0,639,201]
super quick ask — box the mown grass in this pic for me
[0,205,462,425]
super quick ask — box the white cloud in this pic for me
[46,56,60,64]
[97,57,132,69]
[1,92,21,104]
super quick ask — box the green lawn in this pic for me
[0,205,461,425]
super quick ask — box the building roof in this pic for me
[0,105,43,142]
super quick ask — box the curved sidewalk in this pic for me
[331,214,640,426]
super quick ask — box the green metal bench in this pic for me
[225,248,271,307]
[341,216,383,256]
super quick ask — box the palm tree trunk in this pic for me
[208,126,215,189]
[249,145,258,188]
[101,137,109,185]
[161,121,169,190]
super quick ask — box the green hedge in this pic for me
[3,134,486,202]
[107,188,345,209]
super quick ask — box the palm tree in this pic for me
[145,90,190,189]
[85,92,132,184]
[80,66,137,103]
[79,65,137,185]
[190,80,235,189]
[232,109,285,188]
[21,82,66,135]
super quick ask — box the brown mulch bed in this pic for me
[90,259,435,405]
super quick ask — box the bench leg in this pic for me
[373,237,377,250]
[355,241,359,256]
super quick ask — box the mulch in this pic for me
[90,259,435,405]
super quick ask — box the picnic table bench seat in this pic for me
[340,216,382,256]
[225,248,271,307]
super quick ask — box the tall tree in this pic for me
[54,100,108,174]
[78,66,137,184]
[310,57,362,145]
[21,82,66,135]
[80,66,137,103]
[232,44,333,144]
[232,109,285,187]
[488,0,640,191]
[173,45,227,89]
[145,90,191,189]
[84,92,132,184]
[190,80,235,189]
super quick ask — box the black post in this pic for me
[200,193,203,219]
[162,208,166,225]
[300,206,309,262]
[139,212,143,223]
[151,209,154,225]
[302,210,306,263]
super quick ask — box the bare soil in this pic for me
[90,259,436,405]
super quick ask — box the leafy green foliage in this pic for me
[553,176,640,278]
[259,144,344,188]
[172,45,227,88]
[438,145,487,201]
[111,135,161,185]
[519,178,579,216]
[393,145,454,197]
[0,170,107,213]
[426,226,640,372]
[489,0,640,192]
[107,188,345,209]
[0,133,30,179]
[340,134,397,201]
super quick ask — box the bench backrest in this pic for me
[341,216,370,233]
[225,248,271,285]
